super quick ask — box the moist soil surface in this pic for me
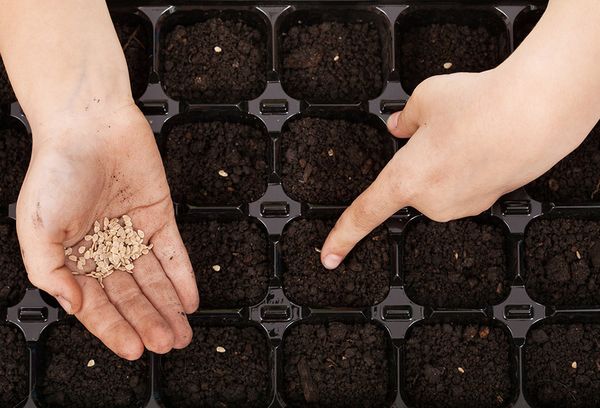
[525,218,600,306]
[114,18,151,99]
[160,325,270,408]
[178,219,270,308]
[161,17,267,103]
[0,324,28,408]
[281,20,384,103]
[0,57,16,105]
[405,322,515,408]
[282,322,391,408]
[0,223,27,309]
[403,218,510,308]
[37,321,149,408]
[164,120,268,206]
[399,23,505,94]
[525,323,600,408]
[527,123,600,204]
[281,117,393,205]
[0,123,31,205]
[281,218,391,307]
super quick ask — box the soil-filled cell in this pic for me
[0,121,31,205]
[397,10,508,94]
[527,123,600,204]
[281,218,391,307]
[163,119,269,206]
[403,218,510,308]
[37,321,149,408]
[0,223,27,309]
[0,324,28,408]
[282,322,391,408]
[525,322,600,408]
[281,116,393,205]
[160,15,267,103]
[280,16,385,103]
[404,322,515,408]
[160,325,270,408]
[114,16,151,99]
[178,219,269,308]
[525,218,600,306]
[0,57,16,105]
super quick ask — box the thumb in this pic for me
[387,95,421,138]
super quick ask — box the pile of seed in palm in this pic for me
[64,215,152,287]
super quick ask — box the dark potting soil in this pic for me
[526,123,600,204]
[161,17,267,103]
[164,120,268,206]
[160,325,270,408]
[281,218,390,307]
[403,218,510,308]
[114,18,151,99]
[0,324,28,408]
[281,117,393,205]
[178,219,270,308]
[37,321,149,408]
[525,323,600,408]
[405,322,515,408]
[399,23,505,94]
[525,218,600,306]
[0,123,31,205]
[282,322,391,408]
[281,20,384,103]
[0,223,27,309]
[0,57,16,105]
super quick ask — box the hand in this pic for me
[17,104,199,360]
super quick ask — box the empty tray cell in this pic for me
[282,321,393,408]
[178,219,270,308]
[527,123,600,204]
[280,114,393,205]
[0,223,27,309]
[281,218,391,307]
[160,324,270,408]
[36,320,149,408]
[524,322,600,408]
[514,7,545,48]
[0,57,15,105]
[159,10,268,103]
[396,8,509,94]
[278,9,389,103]
[525,217,600,307]
[113,13,152,100]
[163,115,269,206]
[0,324,28,408]
[0,119,31,205]
[403,217,510,309]
[404,321,516,408]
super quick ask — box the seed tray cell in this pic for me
[0,221,27,310]
[0,323,28,408]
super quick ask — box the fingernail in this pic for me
[387,112,400,130]
[322,254,343,270]
[56,296,73,314]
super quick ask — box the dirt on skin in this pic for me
[0,324,28,408]
[0,223,27,309]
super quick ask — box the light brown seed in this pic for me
[216,346,226,353]
[443,62,453,69]
[572,361,578,369]
[87,359,95,367]
[214,46,222,53]
[457,367,465,374]
[218,169,228,177]
[68,255,78,262]
[84,235,93,241]
[212,265,221,272]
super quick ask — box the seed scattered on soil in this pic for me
[327,148,334,157]
[443,62,453,69]
[333,55,340,62]
[571,361,577,369]
[214,46,222,53]
[87,359,95,368]
[216,346,226,353]
[218,169,228,177]
[64,215,153,288]
[576,250,582,260]
[457,367,465,374]
[212,264,221,272]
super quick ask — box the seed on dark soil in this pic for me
[526,123,600,204]
[405,322,515,408]
[281,19,385,103]
[281,218,391,307]
[525,218,600,306]
[0,324,28,408]
[164,120,269,206]
[525,323,600,408]
[160,325,270,408]
[403,218,510,308]
[0,223,27,309]
[178,219,270,308]
[113,16,151,99]
[161,17,267,103]
[0,122,31,205]
[282,322,391,408]
[37,320,149,408]
[0,57,16,105]
[398,18,507,94]
[281,117,393,205]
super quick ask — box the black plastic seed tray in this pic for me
[5,1,600,407]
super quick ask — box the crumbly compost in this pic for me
[0,324,28,407]
[0,223,27,309]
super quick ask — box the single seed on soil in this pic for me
[443,62,453,69]
[571,361,578,369]
[327,148,334,157]
[479,326,490,339]
[314,247,321,253]
[214,46,222,53]
[87,359,95,367]
[218,169,228,177]
[453,252,459,260]
[216,346,226,353]
[457,367,465,374]
[576,250,582,259]
[333,55,340,62]
[212,264,221,272]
